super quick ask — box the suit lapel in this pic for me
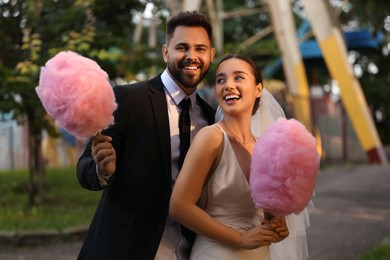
[148,76,171,177]
[146,76,215,180]
[196,93,215,125]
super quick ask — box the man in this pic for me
[76,11,215,260]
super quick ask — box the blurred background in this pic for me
[1,0,390,171]
[0,0,389,252]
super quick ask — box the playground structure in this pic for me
[171,0,388,164]
[0,0,388,170]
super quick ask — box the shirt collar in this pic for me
[161,69,196,110]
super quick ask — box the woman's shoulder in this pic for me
[194,124,224,146]
[199,123,224,136]
[190,124,225,163]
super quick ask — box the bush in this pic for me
[358,234,390,260]
[0,167,100,232]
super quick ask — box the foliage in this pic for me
[358,241,390,260]
[338,0,390,144]
[0,0,145,206]
[340,0,390,30]
[0,0,147,133]
[361,78,390,144]
[220,1,271,44]
[0,167,100,232]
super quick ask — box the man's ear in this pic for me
[162,44,168,63]
[210,47,216,62]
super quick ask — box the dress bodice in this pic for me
[190,125,270,260]
[200,125,260,232]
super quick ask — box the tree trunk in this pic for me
[27,117,46,207]
[27,124,37,207]
[35,130,45,200]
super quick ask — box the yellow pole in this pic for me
[265,0,312,132]
[302,0,388,164]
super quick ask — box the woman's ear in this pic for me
[255,83,263,98]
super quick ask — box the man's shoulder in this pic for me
[114,75,163,93]
[196,93,216,123]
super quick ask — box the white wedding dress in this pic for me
[209,89,312,260]
[190,124,271,260]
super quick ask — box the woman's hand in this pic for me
[238,222,279,250]
[270,216,289,242]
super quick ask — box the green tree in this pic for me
[339,0,390,144]
[0,0,143,207]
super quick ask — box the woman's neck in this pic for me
[220,116,253,145]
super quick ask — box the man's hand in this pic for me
[92,134,116,177]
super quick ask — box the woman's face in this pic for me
[215,58,262,117]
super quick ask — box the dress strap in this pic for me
[214,123,226,134]
[216,123,257,143]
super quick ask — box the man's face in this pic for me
[162,26,215,95]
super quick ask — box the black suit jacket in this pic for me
[76,75,215,260]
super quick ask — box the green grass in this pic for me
[358,236,390,260]
[0,167,100,232]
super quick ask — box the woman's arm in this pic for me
[170,126,278,249]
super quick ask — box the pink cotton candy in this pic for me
[36,51,117,137]
[250,118,320,217]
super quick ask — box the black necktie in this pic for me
[178,99,191,169]
[178,99,195,244]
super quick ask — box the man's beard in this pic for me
[167,60,209,89]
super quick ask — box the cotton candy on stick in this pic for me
[250,118,320,220]
[36,51,117,138]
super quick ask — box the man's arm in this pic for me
[76,138,103,191]
[76,86,128,191]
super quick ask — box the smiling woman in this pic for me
[170,54,290,260]
[215,54,262,120]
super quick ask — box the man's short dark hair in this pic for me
[166,11,212,44]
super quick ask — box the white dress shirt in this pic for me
[155,69,209,260]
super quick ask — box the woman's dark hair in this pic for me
[216,54,263,114]
[166,11,212,44]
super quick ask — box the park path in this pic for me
[0,164,389,260]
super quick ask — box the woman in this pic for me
[170,54,289,259]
